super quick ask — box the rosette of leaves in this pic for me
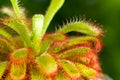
[0,0,104,80]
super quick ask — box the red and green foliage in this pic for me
[0,0,104,80]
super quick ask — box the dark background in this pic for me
[0,0,120,79]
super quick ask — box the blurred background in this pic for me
[0,0,120,79]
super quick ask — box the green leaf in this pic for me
[49,33,66,41]
[58,21,102,37]
[42,0,65,39]
[31,67,48,80]
[10,63,26,80]
[32,14,44,41]
[49,46,61,54]
[11,48,27,60]
[65,36,100,47]
[32,14,44,54]
[48,36,101,55]
[60,60,80,78]
[0,61,8,79]
[10,48,27,79]
[48,36,100,54]
[62,36,102,52]
[3,18,32,47]
[36,54,57,76]
[10,0,21,17]
[55,71,68,80]
[59,47,91,59]
[0,38,14,56]
[39,33,65,55]
[76,63,96,78]
[39,39,51,55]
[0,29,14,45]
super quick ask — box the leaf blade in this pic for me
[31,67,48,80]
[36,54,57,76]
[59,60,80,79]
[42,0,65,38]
[10,0,21,17]
[32,14,44,54]
[76,63,97,78]
[3,18,32,47]
[58,21,102,37]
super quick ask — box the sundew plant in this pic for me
[0,0,104,80]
